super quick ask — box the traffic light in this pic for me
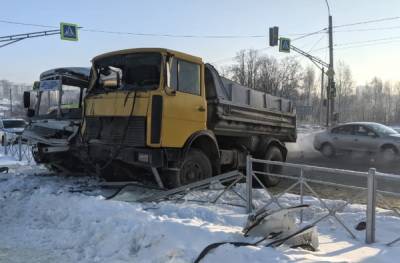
[269,26,279,46]
[330,81,336,98]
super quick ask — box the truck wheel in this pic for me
[256,146,283,187]
[167,149,212,188]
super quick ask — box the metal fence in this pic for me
[2,132,34,163]
[2,135,399,246]
[245,155,400,245]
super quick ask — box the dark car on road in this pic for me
[313,122,400,161]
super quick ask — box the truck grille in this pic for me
[84,116,146,147]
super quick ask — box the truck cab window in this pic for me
[170,59,200,95]
[93,53,161,92]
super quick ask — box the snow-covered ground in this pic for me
[1,154,400,262]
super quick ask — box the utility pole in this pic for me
[325,0,335,126]
[320,68,325,125]
[9,88,12,116]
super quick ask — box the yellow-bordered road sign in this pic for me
[60,22,78,41]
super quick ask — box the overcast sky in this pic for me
[1,0,400,85]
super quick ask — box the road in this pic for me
[272,131,400,207]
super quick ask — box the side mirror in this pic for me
[23,91,30,108]
[164,55,176,96]
[27,109,35,118]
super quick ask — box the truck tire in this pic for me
[167,148,212,188]
[255,146,283,187]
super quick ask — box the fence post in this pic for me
[246,155,253,214]
[18,136,22,161]
[300,168,304,223]
[3,133,7,155]
[366,168,377,244]
[27,139,32,164]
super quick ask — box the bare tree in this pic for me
[335,61,354,122]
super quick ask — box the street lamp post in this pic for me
[325,0,335,126]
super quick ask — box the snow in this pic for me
[1,154,400,262]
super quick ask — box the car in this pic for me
[313,122,400,161]
[0,118,27,145]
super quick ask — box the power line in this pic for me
[292,29,327,41]
[211,29,327,64]
[2,16,400,39]
[335,38,400,51]
[0,18,326,40]
[307,34,326,53]
[81,28,266,39]
[334,25,400,33]
[334,16,400,29]
[335,35,400,47]
[0,19,57,28]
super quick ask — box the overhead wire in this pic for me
[0,18,328,40]
[211,29,327,64]
[333,16,400,29]
[2,16,400,62]
[334,25,400,33]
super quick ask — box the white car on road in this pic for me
[0,118,27,145]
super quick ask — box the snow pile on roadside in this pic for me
[1,163,400,262]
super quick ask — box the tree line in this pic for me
[221,49,400,125]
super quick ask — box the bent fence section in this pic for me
[2,132,34,163]
[246,155,400,245]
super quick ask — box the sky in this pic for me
[0,0,400,86]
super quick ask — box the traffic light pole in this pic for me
[0,29,61,48]
[289,43,332,127]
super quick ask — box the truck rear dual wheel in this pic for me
[167,148,212,188]
[255,146,283,187]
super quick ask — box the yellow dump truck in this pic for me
[80,48,296,188]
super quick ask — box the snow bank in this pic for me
[1,160,400,262]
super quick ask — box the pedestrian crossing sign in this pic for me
[279,37,291,53]
[60,22,78,41]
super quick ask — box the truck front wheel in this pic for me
[256,146,283,187]
[167,149,212,188]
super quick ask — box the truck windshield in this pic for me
[92,52,161,92]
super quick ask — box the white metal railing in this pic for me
[2,132,34,163]
[245,155,400,245]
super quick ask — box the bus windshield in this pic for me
[37,85,82,116]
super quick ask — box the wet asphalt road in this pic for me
[274,132,400,205]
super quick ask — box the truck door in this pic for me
[160,57,207,148]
